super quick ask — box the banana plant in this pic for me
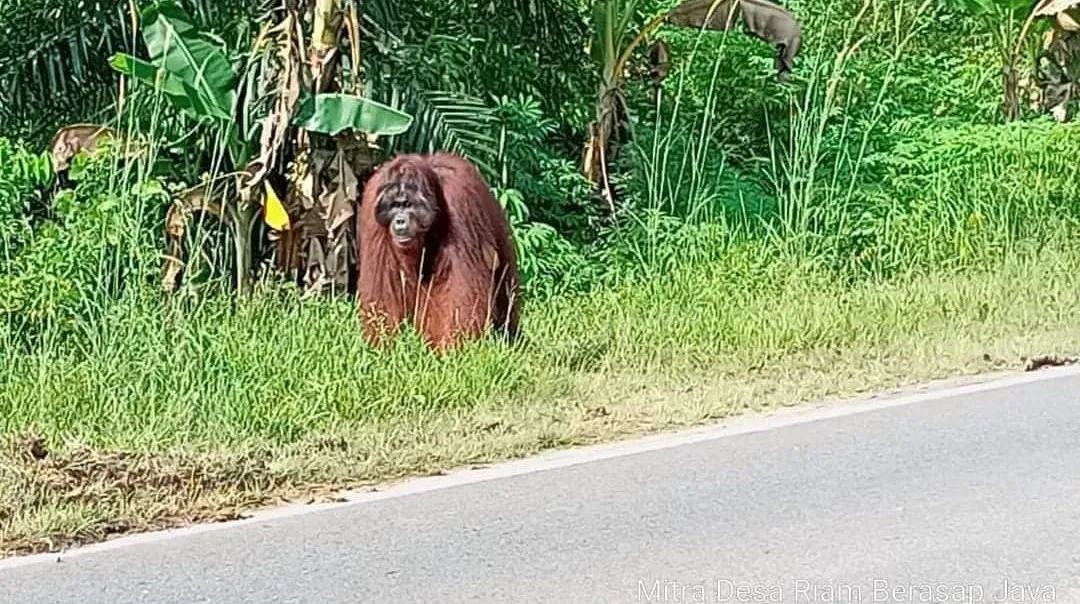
[1014,0,1080,120]
[109,0,412,293]
[942,0,1053,120]
[582,1,673,213]
[580,0,743,210]
[242,0,416,295]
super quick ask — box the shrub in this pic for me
[0,137,53,261]
[0,145,166,348]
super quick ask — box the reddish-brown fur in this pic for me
[356,152,521,351]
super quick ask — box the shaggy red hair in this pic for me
[356,152,520,351]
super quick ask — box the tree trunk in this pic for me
[1002,61,1021,121]
[298,0,351,295]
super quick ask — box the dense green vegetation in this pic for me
[2,0,1080,554]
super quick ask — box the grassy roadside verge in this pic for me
[3,239,1080,557]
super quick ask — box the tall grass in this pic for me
[630,0,1078,282]
[3,232,1080,451]
[765,0,933,250]
[628,0,940,272]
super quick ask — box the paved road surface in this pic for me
[4,368,1080,604]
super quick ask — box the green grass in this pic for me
[4,232,1080,555]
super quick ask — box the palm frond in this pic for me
[0,0,257,142]
[503,0,577,41]
[386,89,499,174]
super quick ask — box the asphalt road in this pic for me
[4,368,1080,604]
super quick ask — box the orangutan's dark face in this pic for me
[375,169,440,248]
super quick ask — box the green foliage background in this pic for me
[0,0,1077,384]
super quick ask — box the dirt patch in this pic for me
[0,435,340,557]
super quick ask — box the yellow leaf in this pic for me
[263,181,291,231]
